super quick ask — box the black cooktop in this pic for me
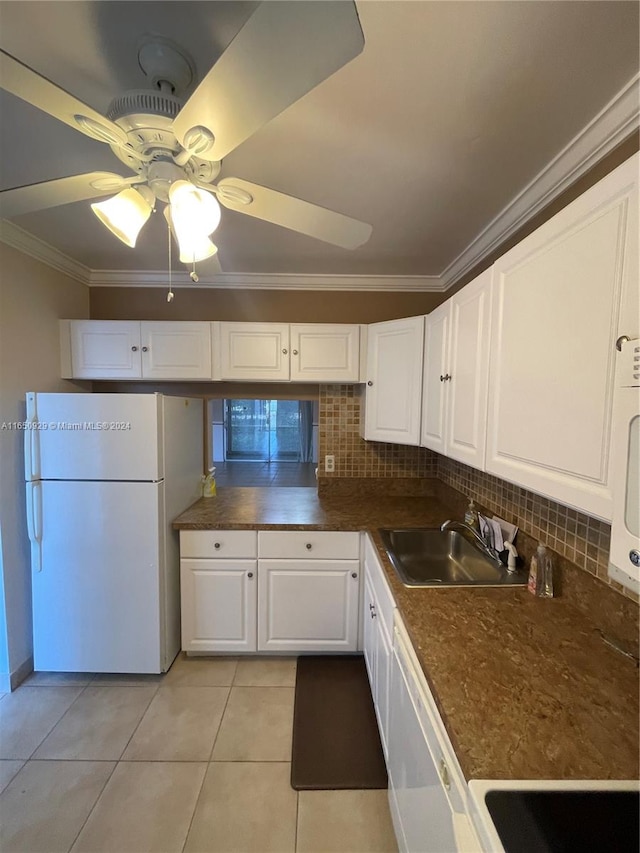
[485,790,639,853]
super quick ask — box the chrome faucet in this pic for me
[440,519,502,564]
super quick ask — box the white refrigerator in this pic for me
[24,392,203,673]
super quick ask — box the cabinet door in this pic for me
[373,616,391,759]
[362,572,377,689]
[421,302,450,454]
[218,323,290,380]
[487,156,638,521]
[364,316,425,445]
[180,559,257,652]
[446,268,492,469]
[258,560,360,652]
[141,322,212,380]
[290,324,360,382]
[70,320,142,379]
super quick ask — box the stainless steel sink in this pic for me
[379,528,527,587]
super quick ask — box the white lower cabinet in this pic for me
[257,531,361,652]
[258,559,360,652]
[179,529,360,653]
[180,559,257,653]
[363,535,395,758]
[180,531,258,653]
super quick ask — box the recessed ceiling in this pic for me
[0,1,638,280]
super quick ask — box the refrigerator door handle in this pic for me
[26,482,43,572]
[24,392,40,481]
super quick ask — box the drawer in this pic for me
[364,535,395,636]
[258,530,360,560]
[180,530,257,558]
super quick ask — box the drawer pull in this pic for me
[214,542,221,550]
[439,758,451,790]
[305,543,312,550]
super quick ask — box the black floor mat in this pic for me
[291,655,388,790]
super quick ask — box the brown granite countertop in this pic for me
[173,487,639,781]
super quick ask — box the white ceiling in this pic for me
[0,1,638,284]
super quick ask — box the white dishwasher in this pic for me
[387,616,480,853]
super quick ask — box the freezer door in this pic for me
[31,481,165,673]
[25,393,163,481]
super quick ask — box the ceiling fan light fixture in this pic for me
[163,206,218,263]
[168,180,221,237]
[91,187,153,247]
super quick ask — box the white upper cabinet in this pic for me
[64,320,212,380]
[421,269,492,469]
[421,302,449,454]
[486,155,639,521]
[140,322,212,380]
[290,324,360,382]
[213,322,362,382]
[69,320,142,379]
[216,322,290,381]
[363,316,425,445]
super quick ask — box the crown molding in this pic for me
[0,220,91,285]
[440,72,640,288]
[87,269,446,291]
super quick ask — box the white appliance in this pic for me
[608,338,640,594]
[387,617,480,853]
[24,392,203,673]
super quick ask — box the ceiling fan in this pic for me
[0,2,372,268]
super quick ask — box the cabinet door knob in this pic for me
[247,571,254,579]
[351,572,358,579]
[282,348,288,354]
[142,346,149,352]
[292,349,299,355]
[214,542,221,550]
[305,543,312,550]
[131,346,138,352]
[440,374,445,382]
[367,380,373,387]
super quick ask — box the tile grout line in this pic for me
[179,672,237,853]
[65,758,119,853]
[23,681,92,762]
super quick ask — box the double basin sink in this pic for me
[379,527,527,587]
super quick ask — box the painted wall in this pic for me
[90,287,441,323]
[0,244,89,688]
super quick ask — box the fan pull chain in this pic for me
[167,220,174,303]
[190,254,199,283]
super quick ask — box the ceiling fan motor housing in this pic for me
[105,90,221,185]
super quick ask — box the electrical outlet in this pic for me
[325,455,335,473]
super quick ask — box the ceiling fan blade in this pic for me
[216,178,372,249]
[0,50,128,148]
[172,1,364,161]
[0,172,140,218]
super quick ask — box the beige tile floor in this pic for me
[0,656,398,853]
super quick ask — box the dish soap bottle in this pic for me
[202,467,217,498]
[464,500,479,532]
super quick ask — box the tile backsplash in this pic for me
[318,385,437,478]
[318,384,638,605]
